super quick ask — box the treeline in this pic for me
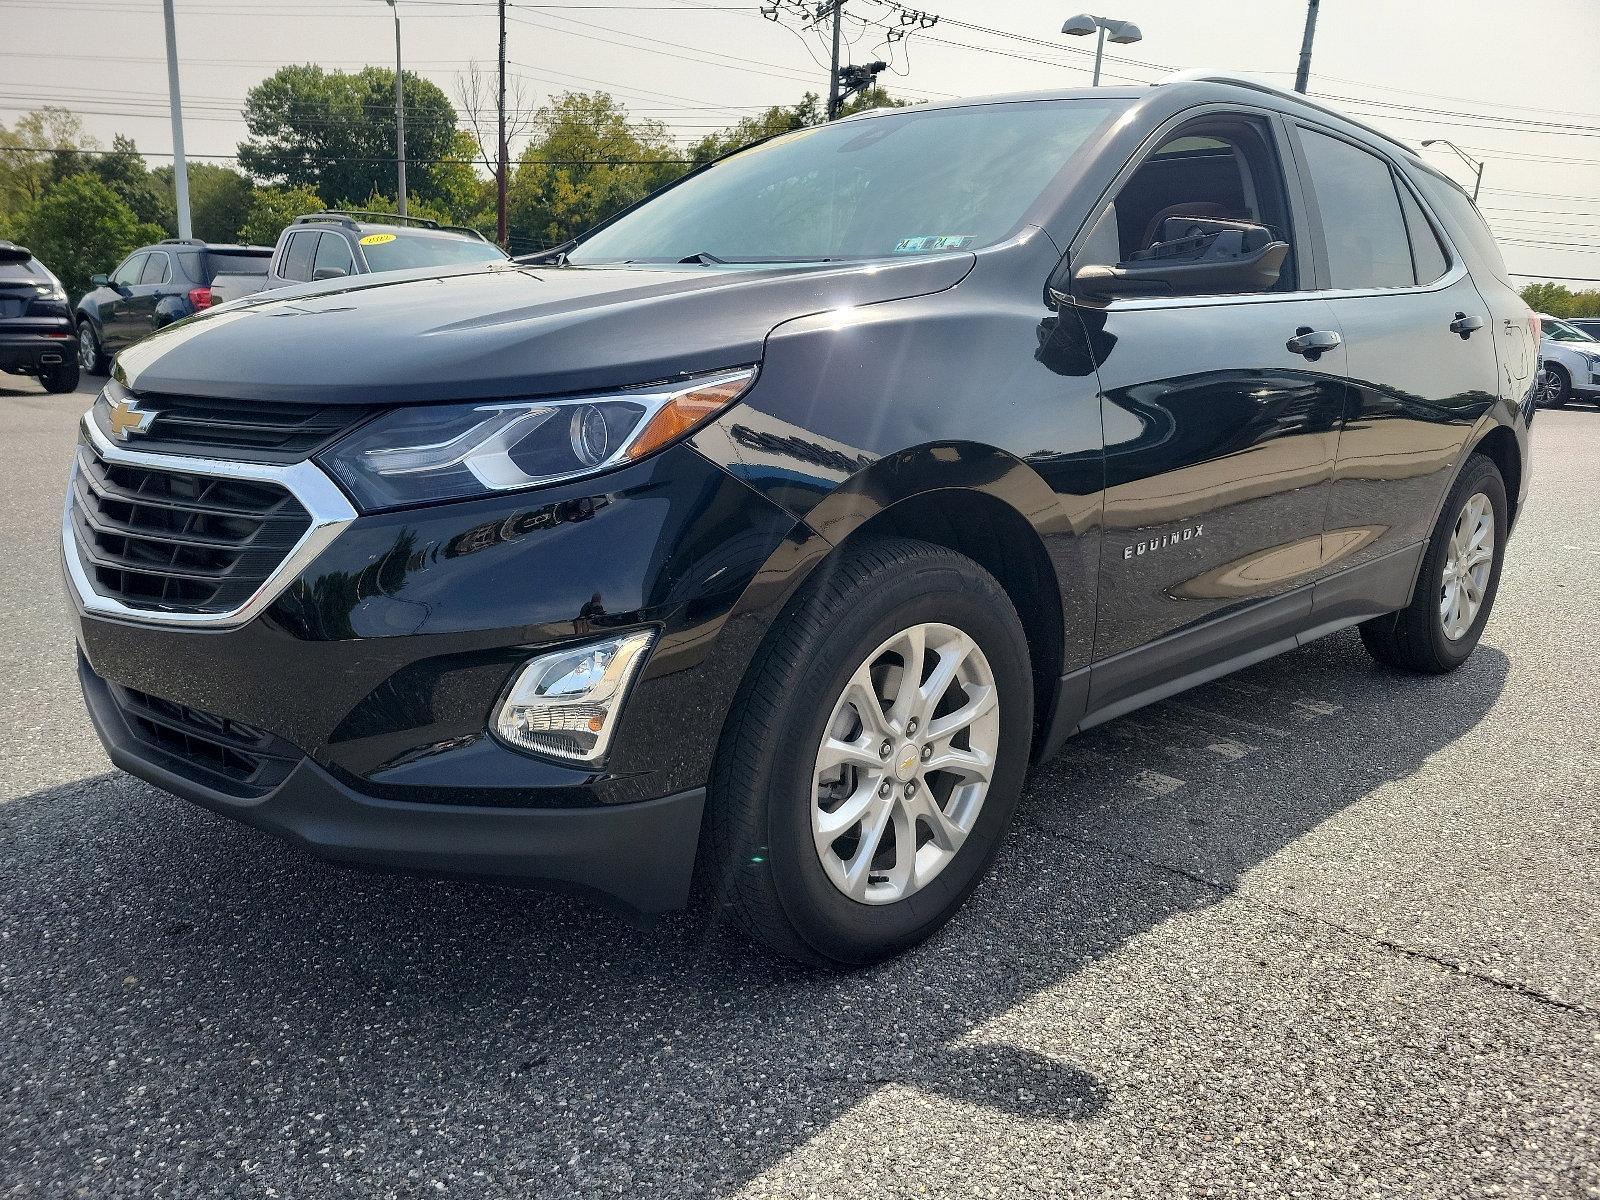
[1520,282,1600,319]
[0,65,901,301]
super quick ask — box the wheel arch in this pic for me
[1466,421,1524,527]
[738,441,1082,759]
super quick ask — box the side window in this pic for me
[1395,179,1449,284]
[112,254,146,287]
[139,253,170,285]
[280,232,318,283]
[312,233,354,279]
[1298,128,1413,290]
[177,251,206,282]
[1087,116,1298,295]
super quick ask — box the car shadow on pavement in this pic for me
[0,628,1509,1197]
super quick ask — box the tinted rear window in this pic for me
[209,252,270,277]
[1299,128,1413,289]
[0,255,45,283]
[1411,169,1509,285]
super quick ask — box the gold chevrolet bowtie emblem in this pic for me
[107,395,158,441]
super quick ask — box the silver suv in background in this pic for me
[209,211,509,305]
[1537,314,1600,408]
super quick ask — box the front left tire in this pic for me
[707,537,1034,967]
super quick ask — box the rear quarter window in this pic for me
[1411,169,1509,286]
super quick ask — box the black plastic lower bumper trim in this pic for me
[80,659,706,914]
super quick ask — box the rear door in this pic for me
[275,231,319,286]
[1290,123,1500,585]
[1071,109,1349,699]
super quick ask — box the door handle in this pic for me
[1450,311,1485,339]
[1286,327,1342,360]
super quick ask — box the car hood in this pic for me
[114,256,975,404]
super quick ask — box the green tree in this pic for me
[0,108,100,222]
[238,65,464,209]
[686,89,905,167]
[237,184,324,246]
[87,135,175,234]
[15,174,162,301]
[153,162,254,242]
[508,92,684,249]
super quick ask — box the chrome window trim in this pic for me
[62,414,357,629]
[1095,257,1470,313]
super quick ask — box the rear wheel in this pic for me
[77,322,106,375]
[1359,454,1507,674]
[1538,364,1571,408]
[708,538,1034,967]
[40,358,80,394]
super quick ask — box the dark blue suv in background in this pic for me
[74,239,270,376]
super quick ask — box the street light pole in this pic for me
[1294,0,1319,94]
[385,0,407,216]
[1060,13,1143,86]
[1421,139,1486,202]
[161,0,192,239]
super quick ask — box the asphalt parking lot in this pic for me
[2,372,1596,1199]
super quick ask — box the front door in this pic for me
[101,252,146,350]
[1068,112,1349,701]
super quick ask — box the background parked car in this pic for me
[0,240,78,393]
[208,211,509,304]
[74,239,271,375]
[1566,317,1600,340]
[1537,314,1600,408]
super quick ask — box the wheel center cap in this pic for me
[894,743,919,782]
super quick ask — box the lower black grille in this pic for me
[70,439,312,615]
[93,382,368,462]
[110,682,300,796]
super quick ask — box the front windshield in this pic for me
[569,99,1127,266]
[1544,318,1596,343]
[361,232,508,271]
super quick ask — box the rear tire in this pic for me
[1359,454,1507,674]
[1540,364,1571,408]
[708,537,1034,967]
[40,358,80,394]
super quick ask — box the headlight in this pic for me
[493,631,655,762]
[319,366,756,511]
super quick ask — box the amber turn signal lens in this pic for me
[624,373,753,461]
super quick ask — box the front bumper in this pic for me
[67,434,829,910]
[80,656,705,911]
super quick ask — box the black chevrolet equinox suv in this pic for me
[64,76,1535,966]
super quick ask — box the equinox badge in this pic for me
[1125,524,1204,559]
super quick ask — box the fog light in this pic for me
[492,631,655,762]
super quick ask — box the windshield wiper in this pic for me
[677,251,728,265]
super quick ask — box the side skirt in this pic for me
[1038,541,1425,759]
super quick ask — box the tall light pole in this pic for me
[384,0,407,216]
[497,0,508,246]
[823,0,845,120]
[1294,0,1319,93]
[1061,13,1142,86]
[161,0,192,239]
[1422,140,1486,202]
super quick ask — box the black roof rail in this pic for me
[1160,71,1419,158]
[301,209,443,230]
[292,212,362,230]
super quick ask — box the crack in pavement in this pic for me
[1025,820,1600,1021]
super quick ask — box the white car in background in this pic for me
[1537,314,1600,408]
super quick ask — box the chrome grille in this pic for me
[69,439,312,614]
[92,381,367,463]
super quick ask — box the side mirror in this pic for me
[312,266,348,281]
[89,274,110,288]
[1072,219,1289,303]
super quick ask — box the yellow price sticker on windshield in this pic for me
[359,233,396,246]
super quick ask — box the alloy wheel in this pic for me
[78,327,96,373]
[1441,491,1494,641]
[811,622,1000,905]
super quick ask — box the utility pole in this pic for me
[497,0,508,247]
[824,0,844,121]
[386,0,408,215]
[160,0,192,239]
[1294,0,1319,94]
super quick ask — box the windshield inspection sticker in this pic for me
[893,234,975,253]
[359,233,397,246]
